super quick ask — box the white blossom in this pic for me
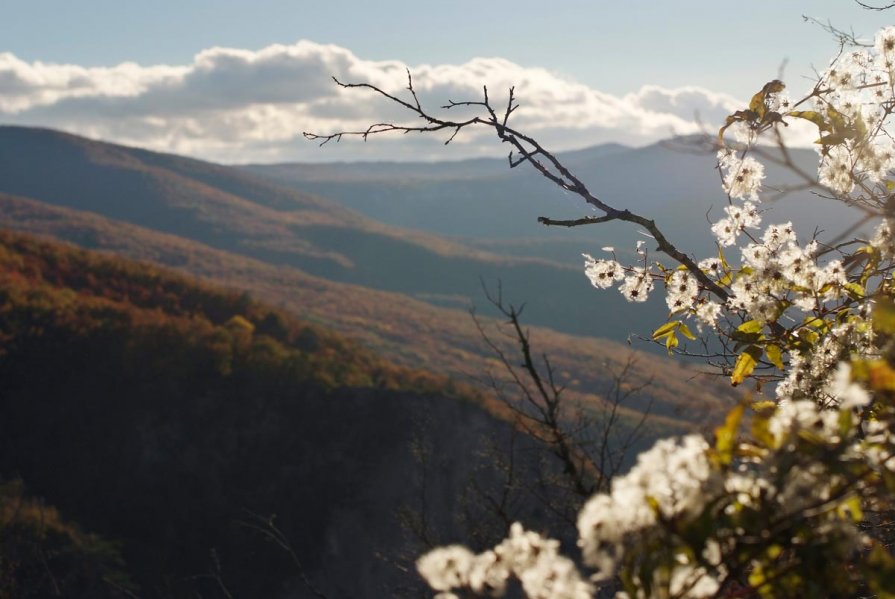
[818,146,855,195]
[875,25,895,69]
[577,435,718,580]
[417,546,475,592]
[583,253,624,289]
[665,270,699,313]
[619,267,654,302]
[718,150,765,202]
[711,202,761,246]
[695,299,722,326]
[826,362,871,411]
[423,26,895,599]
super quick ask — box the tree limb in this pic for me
[304,73,730,301]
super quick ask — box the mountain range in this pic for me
[0,125,670,344]
[0,124,759,595]
[0,125,739,418]
[245,137,868,264]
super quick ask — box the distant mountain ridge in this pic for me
[241,142,631,183]
[0,125,670,344]
[243,137,869,262]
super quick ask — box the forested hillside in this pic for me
[0,230,551,597]
[1,192,734,428]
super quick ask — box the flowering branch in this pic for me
[312,23,895,599]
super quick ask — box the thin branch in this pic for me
[236,512,329,599]
[537,215,615,227]
[855,0,895,10]
[305,75,730,301]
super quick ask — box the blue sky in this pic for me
[0,1,889,162]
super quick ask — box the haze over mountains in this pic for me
[246,138,869,265]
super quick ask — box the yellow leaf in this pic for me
[803,315,829,332]
[869,361,895,391]
[652,320,679,339]
[788,110,828,131]
[731,346,762,386]
[737,320,763,335]
[844,282,865,298]
[766,344,784,370]
[749,89,767,120]
[874,297,895,335]
[665,331,679,355]
[763,80,786,94]
[838,494,863,522]
[678,323,697,340]
[751,413,776,448]
[714,404,744,465]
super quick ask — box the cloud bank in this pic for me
[0,41,749,163]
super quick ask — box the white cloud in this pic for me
[0,41,750,163]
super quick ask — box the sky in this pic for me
[0,1,890,163]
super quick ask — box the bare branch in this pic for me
[537,215,615,228]
[304,75,730,301]
[855,0,895,10]
[236,512,330,599]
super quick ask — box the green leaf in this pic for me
[766,344,784,370]
[844,282,865,299]
[731,346,762,386]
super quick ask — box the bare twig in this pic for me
[855,1,895,10]
[305,75,729,301]
[471,281,654,503]
[236,512,329,599]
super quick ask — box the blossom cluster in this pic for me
[416,24,895,599]
[416,523,593,599]
[576,435,721,591]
